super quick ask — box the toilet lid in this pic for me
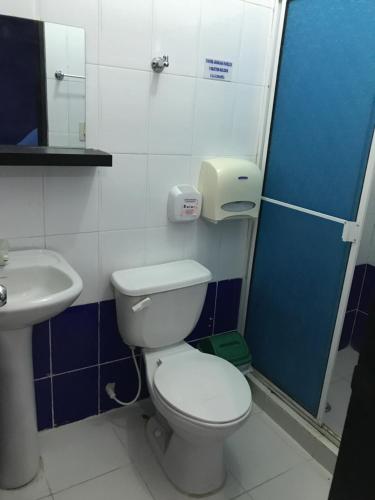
[153,352,251,424]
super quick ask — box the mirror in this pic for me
[0,14,86,149]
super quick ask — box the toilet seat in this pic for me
[153,351,251,425]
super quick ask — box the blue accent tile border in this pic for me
[32,278,243,431]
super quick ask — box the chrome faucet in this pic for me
[0,284,6,307]
[0,239,9,266]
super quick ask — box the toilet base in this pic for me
[146,415,226,495]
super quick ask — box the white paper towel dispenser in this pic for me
[198,158,262,223]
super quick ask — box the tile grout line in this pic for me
[48,465,124,497]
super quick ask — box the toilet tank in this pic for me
[111,260,212,349]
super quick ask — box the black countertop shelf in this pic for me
[0,146,112,166]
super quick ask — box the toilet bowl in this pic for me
[111,260,252,495]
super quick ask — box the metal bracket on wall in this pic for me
[342,221,361,243]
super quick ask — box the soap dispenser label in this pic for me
[181,198,200,217]
[204,58,233,82]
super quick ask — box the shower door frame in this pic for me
[239,0,375,429]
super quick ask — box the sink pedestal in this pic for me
[0,327,40,489]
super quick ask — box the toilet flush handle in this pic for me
[132,297,152,313]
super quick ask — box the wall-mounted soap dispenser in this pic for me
[198,158,262,223]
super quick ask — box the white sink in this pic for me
[0,249,82,329]
[0,250,82,489]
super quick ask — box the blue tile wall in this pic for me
[186,282,216,342]
[340,264,374,353]
[31,279,242,431]
[51,303,99,374]
[99,300,132,363]
[214,279,242,334]
[53,367,98,426]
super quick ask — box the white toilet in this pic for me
[111,260,252,495]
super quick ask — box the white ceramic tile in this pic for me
[99,66,150,153]
[40,418,131,493]
[218,220,249,280]
[39,0,99,64]
[8,236,45,250]
[147,155,190,226]
[99,229,146,299]
[0,0,38,18]
[188,219,221,281]
[232,84,264,157]
[149,74,195,154]
[238,3,273,85]
[259,412,311,460]
[86,64,99,148]
[323,378,352,436]
[0,167,44,238]
[145,224,187,266]
[0,467,50,500]
[46,232,99,305]
[99,0,152,70]
[250,460,332,500]
[190,156,209,186]
[152,0,201,77]
[54,465,153,500]
[226,412,306,490]
[198,0,244,78]
[44,167,99,235]
[193,79,236,156]
[100,154,148,231]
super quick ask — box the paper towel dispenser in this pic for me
[198,158,262,223]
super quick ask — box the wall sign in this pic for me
[204,58,233,82]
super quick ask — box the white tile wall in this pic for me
[238,2,273,85]
[152,0,201,77]
[0,0,276,304]
[44,168,99,235]
[99,66,150,153]
[100,154,148,231]
[149,74,196,155]
[99,0,152,70]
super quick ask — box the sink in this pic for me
[0,249,82,329]
[0,250,82,489]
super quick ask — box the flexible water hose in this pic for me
[105,346,142,406]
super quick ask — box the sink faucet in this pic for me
[0,284,6,307]
[0,239,9,266]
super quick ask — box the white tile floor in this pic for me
[0,400,332,500]
[324,346,359,435]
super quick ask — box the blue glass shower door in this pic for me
[245,0,375,416]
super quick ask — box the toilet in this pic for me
[111,260,252,495]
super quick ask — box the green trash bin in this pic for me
[197,331,251,374]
